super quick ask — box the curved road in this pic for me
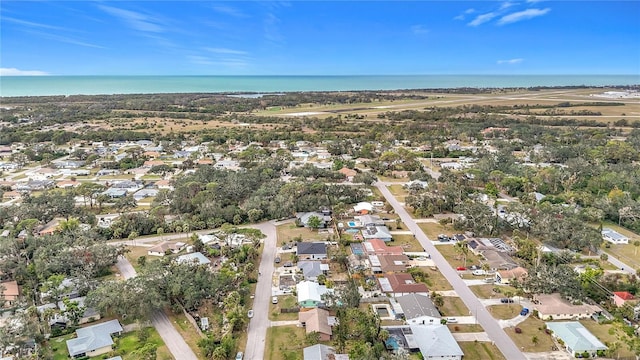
[375,182,526,360]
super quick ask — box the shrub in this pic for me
[515,327,522,334]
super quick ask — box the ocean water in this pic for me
[1,75,638,97]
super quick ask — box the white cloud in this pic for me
[211,5,248,18]
[98,5,165,33]
[3,16,66,31]
[206,48,248,55]
[411,25,429,35]
[468,12,498,27]
[454,8,475,21]
[498,8,551,25]
[0,68,49,76]
[497,58,524,65]
[465,8,476,14]
[500,2,515,10]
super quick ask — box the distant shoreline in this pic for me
[1,74,639,97]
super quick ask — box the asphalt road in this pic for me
[115,257,198,360]
[375,182,527,360]
[244,221,278,360]
[597,249,636,275]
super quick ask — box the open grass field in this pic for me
[265,325,305,360]
[487,304,523,320]
[438,296,469,317]
[447,324,484,332]
[433,242,484,269]
[470,284,507,299]
[276,223,328,246]
[388,184,408,201]
[388,234,424,252]
[418,222,453,240]
[599,223,640,270]
[578,320,637,359]
[459,341,507,360]
[504,316,555,353]
[269,295,299,321]
[421,265,454,291]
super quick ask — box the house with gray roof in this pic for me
[303,344,348,360]
[362,225,392,241]
[297,242,328,260]
[409,323,463,360]
[66,319,123,358]
[175,252,211,266]
[298,261,329,281]
[601,228,629,245]
[396,293,441,322]
[545,321,607,358]
[296,212,332,228]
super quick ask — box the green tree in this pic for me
[307,215,322,230]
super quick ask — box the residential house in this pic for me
[175,252,211,266]
[102,188,128,199]
[2,191,21,201]
[362,226,392,241]
[56,180,81,189]
[612,292,636,308]
[298,261,329,281]
[545,322,607,358]
[396,293,441,322]
[299,308,333,341]
[363,239,404,256]
[378,273,429,297]
[355,214,385,227]
[303,344,348,360]
[0,280,19,307]
[53,160,85,169]
[38,218,64,236]
[155,179,174,190]
[66,319,123,358]
[409,323,464,360]
[297,242,328,260]
[37,297,100,326]
[110,180,142,193]
[133,188,158,201]
[377,254,411,273]
[495,266,528,285]
[297,280,331,308]
[353,202,373,214]
[601,228,629,245]
[338,167,357,182]
[196,158,214,166]
[147,241,186,257]
[296,212,332,228]
[533,293,601,320]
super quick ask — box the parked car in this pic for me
[446,317,458,323]
[483,277,495,283]
[472,270,486,276]
[283,261,293,267]
[520,308,529,316]
[248,310,254,318]
[272,296,278,304]
[275,256,281,263]
[501,298,514,303]
[456,266,467,271]
[235,352,243,360]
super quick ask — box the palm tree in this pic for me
[633,240,640,256]
[454,241,469,267]
[531,336,539,346]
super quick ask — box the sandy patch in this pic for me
[284,111,326,116]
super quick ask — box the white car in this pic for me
[247,310,254,318]
[235,352,243,360]
[272,296,278,304]
[446,317,458,323]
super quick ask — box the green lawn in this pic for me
[459,342,507,360]
[269,295,299,321]
[596,223,640,269]
[387,234,424,252]
[50,333,75,360]
[487,305,523,320]
[434,243,484,269]
[265,325,305,360]
[417,222,453,240]
[447,324,484,332]
[505,316,555,352]
[470,285,504,299]
[276,223,327,246]
[421,266,454,291]
[578,320,636,359]
[438,296,469,316]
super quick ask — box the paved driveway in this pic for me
[376,182,526,360]
[115,257,197,360]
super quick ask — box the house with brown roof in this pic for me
[56,180,81,189]
[147,241,186,257]
[363,239,404,256]
[196,158,214,165]
[495,266,527,285]
[338,167,356,182]
[2,191,21,201]
[299,308,333,341]
[155,179,174,190]
[612,291,636,307]
[1,280,19,307]
[143,160,165,168]
[533,293,601,320]
[378,273,428,297]
[38,218,64,236]
[377,254,411,273]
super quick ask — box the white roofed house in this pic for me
[545,322,607,358]
[601,228,629,244]
[297,280,332,308]
[409,323,464,360]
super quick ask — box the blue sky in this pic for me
[1,1,639,75]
